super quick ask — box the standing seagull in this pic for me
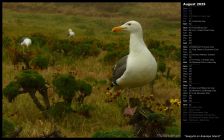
[21,37,32,48]
[20,37,32,52]
[107,20,157,100]
[68,28,75,38]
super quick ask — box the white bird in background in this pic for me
[21,37,32,48]
[107,20,157,115]
[68,28,75,37]
[20,37,32,52]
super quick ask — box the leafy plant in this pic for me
[15,70,46,90]
[71,41,100,58]
[3,35,13,48]
[5,70,50,111]
[31,55,49,69]
[30,33,48,47]
[125,96,180,138]
[75,80,92,104]
[3,118,22,138]
[3,81,21,102]
[129,107,175,138]
[52,74,77,105]
[52,74,93,118]
[51,39,74,55]
[146,39,179,61]
[3,119,16,137]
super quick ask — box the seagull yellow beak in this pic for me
[112,26,125,32]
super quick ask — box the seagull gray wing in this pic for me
[112,55,128,85]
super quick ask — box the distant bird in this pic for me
[107,20,157,109]
[68,28,75,37]
[20,37,32,52]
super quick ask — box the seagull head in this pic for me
[112,20,142,33]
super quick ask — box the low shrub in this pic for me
[75,80,92,104]
[30,33,48,47]
[51,39,74,55]
[52,74,77,105]
[71,41,100,58]
[3,81,21,102]
[15,70,46,91]
[2,119,16,138]
[6,70,50,111]
[146,39,180,61]
[50,38,101,58]
[3,35,13,48]
[129,107,175,138]
[31,55,49,69]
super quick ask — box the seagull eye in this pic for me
[127,23,131,26]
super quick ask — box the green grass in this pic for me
[2,2,180,138]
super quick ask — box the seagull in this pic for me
[20,37,32,53]
[68,28,75,38]
[21,37,32,48]
[107,20,157,103]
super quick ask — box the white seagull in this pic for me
[21,37,32,48]
[20,37,32,53]
[68,28,75,37]
[107,20,157,98]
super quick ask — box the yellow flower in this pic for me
[177,101,181,106]
[170,98,179,105]
[163,107,169,111]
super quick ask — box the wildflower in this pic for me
[163,107,169,111]
[170,98,179,105]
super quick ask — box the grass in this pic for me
[2,2,180,138]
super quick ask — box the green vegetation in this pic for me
[52,73,92,105]
[3,3,180,138]
[3,119,16,137]
[52,74,78,105]
[15,70,46,90]
[3,70,50,111]
[31,55,49,69]
[3,81,21,102]
[3,35,13,48]
[30,33,48,48]
[127,97,180,138]
[52,73,93,118]
[3,118,23,138]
